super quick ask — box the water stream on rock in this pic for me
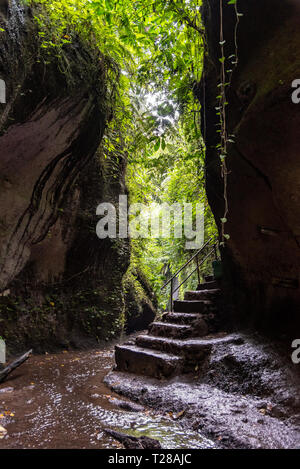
[0,342,215,449]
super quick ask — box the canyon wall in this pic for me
[0,2,155,351]
[201,0,300,335]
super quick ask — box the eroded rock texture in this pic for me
[0,2,155,351]
[201,0,300,335]
[0,2,108,283]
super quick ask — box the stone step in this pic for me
[205,275,215,282]
[137,333,241,350]
[149,321,194,339]
[197,280,218,291]
[162,312,200,325]
[151,318,209,338]
[184,289,221,301]
[114,344,183,378]
[136,335,212,364]
[173,299,210,313]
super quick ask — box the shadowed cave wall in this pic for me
[200,0,300,336]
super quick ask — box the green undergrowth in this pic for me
[0,1,219,346]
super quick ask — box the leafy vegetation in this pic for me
[27,0,218,309]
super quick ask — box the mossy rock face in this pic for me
[123,266,157,334]
[0,136,131,352]
[0,2,157,352]
[201,0,300,335]
[0,1,109,291]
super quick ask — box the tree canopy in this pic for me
[27,0,217,307]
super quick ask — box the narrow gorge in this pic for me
[0,0,299,453]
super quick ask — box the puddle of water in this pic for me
[0,345,215,449]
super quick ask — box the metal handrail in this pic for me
[161,237,214,290]
[161,237,219,311]
[172,248,216,296]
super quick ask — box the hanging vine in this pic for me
[217,0,241,245]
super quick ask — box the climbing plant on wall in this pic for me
[26,0,217,306]
[216,0,241,245]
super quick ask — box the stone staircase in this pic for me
[114,276,231,379]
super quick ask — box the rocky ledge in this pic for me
[105,332,300,449]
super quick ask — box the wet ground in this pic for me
[105,333,300,449]
[0,343,215,449]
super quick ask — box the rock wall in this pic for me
[200,0,300,335]
[123,265,157,334]
[0,2,156,351]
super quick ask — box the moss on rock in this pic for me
[0,2,157,352]
[123,263,157,334]
[201,0,300,335]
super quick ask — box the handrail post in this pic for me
[213,244,218,261]
[170,278,174,312]
[196,253,201,286]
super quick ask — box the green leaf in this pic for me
[154,138,161,152]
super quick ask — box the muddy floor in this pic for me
[0,342,215,449]
[0,332,299,449]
